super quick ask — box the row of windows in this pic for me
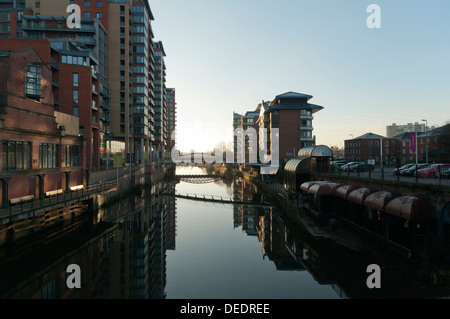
[83,12,103,19]
[2,141,31,171]
[83,1,103,8]
[62,55,85,66]
[2,142,80,171]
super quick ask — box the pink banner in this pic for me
[410,132,417,152]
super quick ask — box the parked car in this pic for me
[340,162,359,172]
[416,164,450,178]
[401,163,431,177]
[438,168,450,179]
[393,164,415,176]
[349,162,374,172]
[332,160,348,169]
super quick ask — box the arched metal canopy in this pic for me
[297,145,333,158]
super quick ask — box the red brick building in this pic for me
[0,39,86,207]
[344,133,396,164]
[260,92,324,164]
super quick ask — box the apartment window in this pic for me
[2,141,31,171]
[35,2,40,8]
[0,12,10,20]
[25,65,41,98]
[39,143,58,168]
[73,72,79,87]
[83,12,90,18]
[83,1,90,7]
[272,111,279,116]
[368,141,372,147]
[73,106,79,117]
[96,12,102,19]
[0,22,10,32]
[300,110,311,116]
[96,1,102,7]
[64,145,79,167]
[301,131,312,138]
[73,89,79,104]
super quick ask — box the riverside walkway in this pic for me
[0,181,117,225]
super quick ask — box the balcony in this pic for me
[92,101,98,111]
[92,85,98,95]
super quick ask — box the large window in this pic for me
[73,89,79,104]
[39,143,57,168]
[25,65,41,98]
[64,145,79,167]
[73,72,79,87]
[2,141,31,171]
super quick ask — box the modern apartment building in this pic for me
[1,3,110,170]
[165,88,176,153]
[232,92,324,166]
[153,41,167,162]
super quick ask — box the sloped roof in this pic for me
[355,132,386,140]
[275,91,313,100]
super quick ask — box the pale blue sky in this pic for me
[150,0,450,152]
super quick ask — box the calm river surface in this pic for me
[1,166,450,299]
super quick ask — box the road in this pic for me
[331,167,450,186]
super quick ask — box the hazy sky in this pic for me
[150,0,450,152]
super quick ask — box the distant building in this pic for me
[345,133,396,164]
[345,124,450,164]
[392,124,450,163]
[232,91,324,166]
[264,92,323,164]
[386,122,426,138]
[166,88,176,154]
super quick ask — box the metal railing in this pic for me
[325,165,450,187]
[1,180,117,220]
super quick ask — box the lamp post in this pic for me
[421,119,428,164]
[349,134,354,161]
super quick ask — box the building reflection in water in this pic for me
[3,175,450,299]
[232,177,450,299]
[0,181,176,299]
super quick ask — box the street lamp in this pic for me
[421,119,428,164]
[349,134,354,161]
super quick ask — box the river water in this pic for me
[1,166,450,299]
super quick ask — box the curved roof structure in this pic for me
[385,196,436,221]
[300,181,331,192]
[334,185,359,200]
[364,191,400,211]
[297,145,333,158]
[348,188,375,205]
[308,182,342,196]
[284,156,310,173]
